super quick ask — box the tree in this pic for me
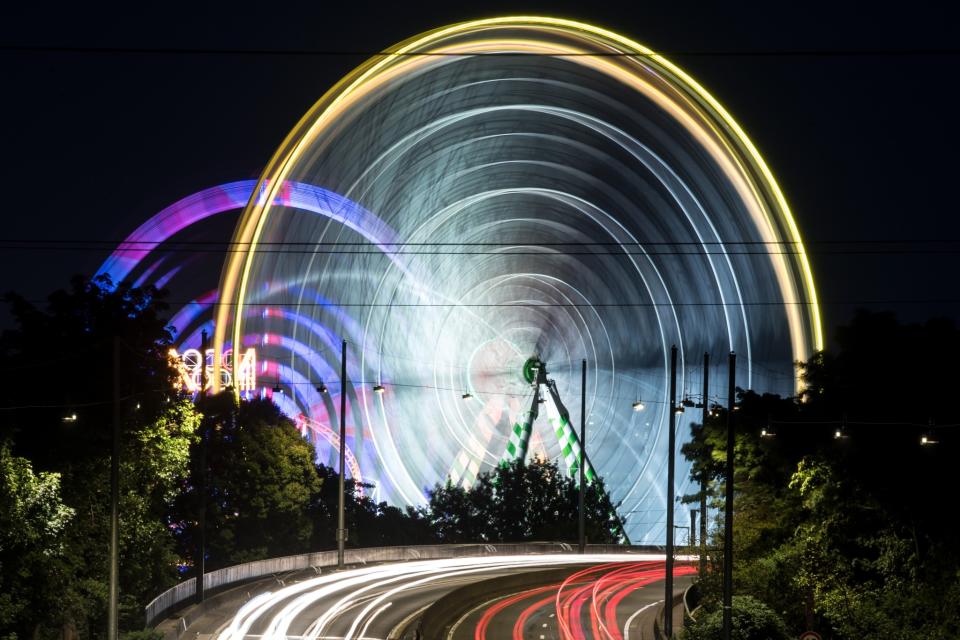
[682,595,790,640]
[309,465,435,550]
[0,443,74,640]
[682,312,960,639]
[175,393,320,569]
[426,458,624,544]
[0,275,200,637]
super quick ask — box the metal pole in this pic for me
[337,339,348,568]
[665,345,678,638]
[579,359,586,554]
[700,352,709,579]
[108,337,120,640]
[196,330,208,603]
[722,351,737,640]
[690,509,697,548]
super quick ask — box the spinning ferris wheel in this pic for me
[100,17,820,544]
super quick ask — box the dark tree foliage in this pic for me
[683,311,960,639]
[310,465,435,550]
[0,276,199,639]
[0,275,178,469]
[0,443,74,640]
[682,595,791,640]
[175,393,319,569]
[426,458,624,544]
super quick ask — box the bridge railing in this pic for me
[145,542,661,627]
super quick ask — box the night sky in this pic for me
[2,1,959,341]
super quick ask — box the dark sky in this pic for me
[2,1,959,341]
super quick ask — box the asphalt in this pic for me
[155,557,694,640]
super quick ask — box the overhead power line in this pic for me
[3,238,960,256]
[8,298,960,308]
[6,238,960,245]
[3,44,960,58]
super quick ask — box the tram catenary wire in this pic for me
[3,44,960,58]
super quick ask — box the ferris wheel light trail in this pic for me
[210,16,821,543]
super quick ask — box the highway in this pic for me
[178,554,695,640]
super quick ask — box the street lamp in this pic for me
[761,415,775,438]
[632,399,645,411]
[316,382,328,394]
[373,384,385,394]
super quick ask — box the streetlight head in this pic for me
[317,383,328,394]
[62,413,77,423]
[272,382,283,393]
[373,384,385,394]
[462,392,473,400]
[632,400,645,412]
[834,428,843,439]
[675,405,685,415]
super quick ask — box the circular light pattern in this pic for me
[96,180,394,486]
[215,17,822,543]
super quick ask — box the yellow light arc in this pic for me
[213,15,823,393]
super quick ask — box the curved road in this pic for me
[175,554,694,640]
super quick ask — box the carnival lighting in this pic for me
[96,17,824,545]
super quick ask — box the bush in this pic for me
[682,595,790,640]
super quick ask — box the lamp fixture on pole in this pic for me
[761,415,776,438]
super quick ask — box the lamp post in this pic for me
[579,359,586,554]
[337,339,348,568]
[196,330,209,604]
[722,351,736,640]
[700,352,709,579]
[108,337,120,640]
[665,345,678,638]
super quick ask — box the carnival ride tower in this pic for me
[501,357,596,484]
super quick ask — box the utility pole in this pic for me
[579,359,586,554]
[690,509,697,547]
[337,339,348,568]
[665,345,678,638]
[108,337,120,640]
[196,330,208,603]
[700,352,709,578]
[722,352,736,640]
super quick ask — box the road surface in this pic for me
[165,553,695,640]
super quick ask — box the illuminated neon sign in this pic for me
[170,348,257,392]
